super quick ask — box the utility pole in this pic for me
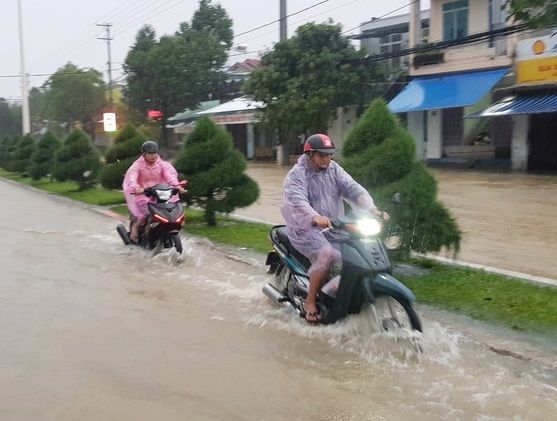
[17,0,30,134]
[279,0,287,41]
[97,23,113,105]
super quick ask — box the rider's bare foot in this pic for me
[303,302,321,324]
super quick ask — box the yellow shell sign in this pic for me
[517,35,557,84]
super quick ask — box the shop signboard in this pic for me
[516,32,557,84]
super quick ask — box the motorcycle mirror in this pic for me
[392,192,401,204]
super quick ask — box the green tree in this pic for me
[28,131,62,180]
[123,0,232,143]
[506,0,557,28]
[243,23,368,154]
[53,129,102,190]
[0,135,21,170]
[100,123,146,189]
[0,99,21,138]
[342,99,461,256]
[42,63,106,137]
[173,117,259,226]
[10,134,37,174]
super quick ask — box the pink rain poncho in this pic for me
[280,155,375,275]
[122,155,180,219]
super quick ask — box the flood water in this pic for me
[242,164,557,281]
[1,178,556,420]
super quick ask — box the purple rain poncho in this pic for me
[280,155,376,275]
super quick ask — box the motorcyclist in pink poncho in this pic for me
[280,134,389,324]
[123,140,186,243]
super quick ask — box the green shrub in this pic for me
[174,117,259,225]
[53,129,102,190]
[100,123,145,189]
[28,131,62,180]
[342,98,461,256]
[10,134,37,175]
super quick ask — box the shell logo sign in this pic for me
[532,40,546,55]
[517,34,557,84]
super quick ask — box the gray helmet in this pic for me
[141,140,159,154]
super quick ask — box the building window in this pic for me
[379,33,403,67]
[443,0,468,41]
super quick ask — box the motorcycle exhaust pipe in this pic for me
[262,283,297,313]
[262,283,285,303]
[116,224,132,245]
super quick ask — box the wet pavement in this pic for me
[241,163,557,281]
[1,177,556,420]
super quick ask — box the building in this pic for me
[357,11,430,69]
[387,0,516,168]
[468,29,557,171]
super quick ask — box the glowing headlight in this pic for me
[356,218,381,236]
[156,189,172,201]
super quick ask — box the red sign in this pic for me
[147,109,163,120]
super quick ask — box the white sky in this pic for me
[1,0,430,101]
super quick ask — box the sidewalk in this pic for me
[237,163,557,286]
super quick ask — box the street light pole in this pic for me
[17,0,31,134]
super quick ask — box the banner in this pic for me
[516,32,557,84]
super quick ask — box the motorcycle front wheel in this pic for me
[372,295,422,332]
[171,233,182,254]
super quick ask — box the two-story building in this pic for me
[388,0,516,168]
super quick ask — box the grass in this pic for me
[2,168,556,337]
[400,259,557,335]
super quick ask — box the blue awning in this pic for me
[466,94,557,118]
[388,68,509,113]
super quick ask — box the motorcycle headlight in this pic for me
[356,218,381,236]
[156,189,172,201]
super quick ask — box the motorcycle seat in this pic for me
[275,227,312,270]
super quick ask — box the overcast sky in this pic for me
[1,0,430,101]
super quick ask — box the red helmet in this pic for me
[303,134,336,154]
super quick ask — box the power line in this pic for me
[234,0,333,39]
[238,0,365,45]
[341,0,420,36]
[354,24,529,64]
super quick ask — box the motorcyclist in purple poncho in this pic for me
[280,133,389,324]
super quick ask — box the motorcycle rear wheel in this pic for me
[171,234,183,254]
[372,295,422,332]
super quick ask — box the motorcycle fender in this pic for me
[366,273,416,302]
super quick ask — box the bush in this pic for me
[173,117,259,225]
[100,123,145,190]
[10,134,37,175]
[342,98,461,256]
[28,131,62,180]
[53,129,102,190]
[0,136,20,170]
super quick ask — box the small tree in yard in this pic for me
[28,131,62,180]
[100,123,145,190]
[10,134,37,175]
[0,135,20,170]
[173,117,259,226]
[53,129,102,190]
[342,99,461,256]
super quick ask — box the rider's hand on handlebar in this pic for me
[372,208,390,222]
[177,186,187,195]
[312,215,332,229]
[133,187,145,195]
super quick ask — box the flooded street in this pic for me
[242,164,557,281]
[1,178,556,420]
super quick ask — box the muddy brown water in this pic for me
[0,178,556,420]
[242,164,557,281]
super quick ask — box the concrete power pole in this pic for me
[17,0,30,134]
[280,0,287,41]
[97,23,114,105]
[278,0,289,165]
